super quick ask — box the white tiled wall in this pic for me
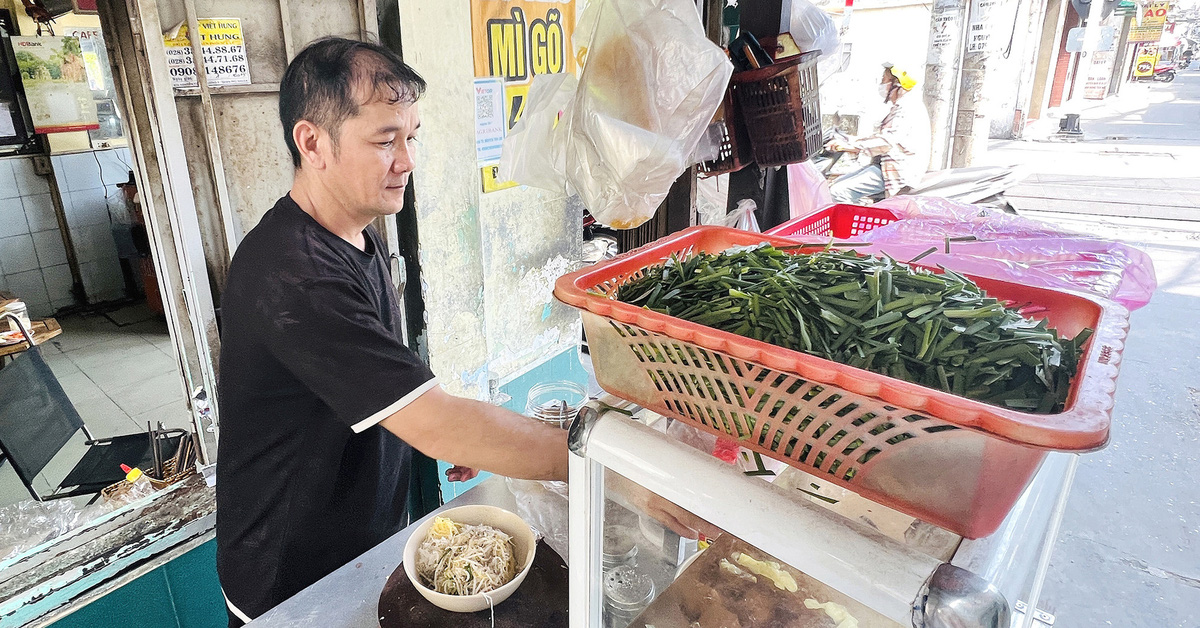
[0,149,131,317]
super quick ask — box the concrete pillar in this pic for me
[949,0,991,168]
[924,0,969,171]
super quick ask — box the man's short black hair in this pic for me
[279,37,426,167]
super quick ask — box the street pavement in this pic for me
[980,64,1200,627]
[988,65,1200,224]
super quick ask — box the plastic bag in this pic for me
[501,0,732,230]
[498,73,576,192]
[725,199,761,232]
[0,499,112,562]
[781,0,839,56]
[787,161,833,218]
[507,478,569,562]
[866,196,1158,310]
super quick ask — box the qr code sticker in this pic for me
[476,93,495,121]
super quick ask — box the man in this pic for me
[827,63,932,205]
[215,38,572,626]
[216,37,713,627]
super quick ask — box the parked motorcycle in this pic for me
[1134,65,1176,83]
[814,130,1024,212]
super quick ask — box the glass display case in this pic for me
[568,394,1074,628]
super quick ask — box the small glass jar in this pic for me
[525,381,587,429]
[3,301,31,335]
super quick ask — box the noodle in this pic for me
[415,517,519,596]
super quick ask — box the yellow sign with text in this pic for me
[1129,1,1170,43]
[1134,51,1160,77]
[471,1,575,192]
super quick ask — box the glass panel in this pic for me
[591,409,911,628]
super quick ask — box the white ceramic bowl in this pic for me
[402,505,537,613]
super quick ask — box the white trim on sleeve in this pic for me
[223,588,254,624]
[350,378,440,433]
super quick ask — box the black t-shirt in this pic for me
[215,195,436,620]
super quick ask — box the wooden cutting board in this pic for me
[377,540,568,628]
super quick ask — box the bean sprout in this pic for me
[416,517,518,596]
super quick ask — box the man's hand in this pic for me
[445,465,479,483]
[608,473,723,541]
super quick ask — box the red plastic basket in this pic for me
[556,226,1129,538]
[766,204,900,239]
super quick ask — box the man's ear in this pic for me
[293,120,329,170]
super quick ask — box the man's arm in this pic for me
[380,386,569,482]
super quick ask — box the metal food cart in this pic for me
[568,393,1068,628]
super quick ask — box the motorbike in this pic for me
[1134,65,1176,83]
[814,130,1025,213]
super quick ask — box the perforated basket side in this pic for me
[765,205,900,240]
[582,312,1046,538]
[732,51,822,167]
[554,226,1126,453]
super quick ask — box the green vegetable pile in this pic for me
[616,244,1092,413]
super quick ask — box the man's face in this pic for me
[324,95,420,219]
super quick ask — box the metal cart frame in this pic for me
[568,394,1071,628]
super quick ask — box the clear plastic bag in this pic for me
[867,195,1158,310]
[507,478,569,562]
[787,161,833,218]
[781,0,839,56]
[725,199,761,233]
[0,499,112,562]
[498,72,576,192]
[501,0,732,230]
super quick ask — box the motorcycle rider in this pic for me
[826,63,931,205]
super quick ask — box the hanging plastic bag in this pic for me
[498,73,577,192]
[787,161,833,218]
[501,0,732,230]
[866,196,1158,310]
[780,0,839,56]
[725,199,761,233]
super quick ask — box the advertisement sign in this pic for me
[60,27,107,92]
[966,0,999,54]
[1129,1,1169,43]
[1133,44,1160,77]
[470,0,575,191]
[163,18,251,90]
[11,36,99,133]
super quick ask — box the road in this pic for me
[983,65,1200,627]
[988,65,1200,224]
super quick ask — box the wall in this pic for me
[0,151,132,316]
[982,0,1046,138]
[398,1,583,397]
[52,148,134,303]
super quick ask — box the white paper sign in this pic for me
[474,78,506,164]
[966,0,998,54]
[163,18,251,89]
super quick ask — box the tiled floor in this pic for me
[0,306,192,507]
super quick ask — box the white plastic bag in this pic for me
[498,73,576,191]
[787,161,833,218]
[0,499,112,562]
[780,0,839,56]
[725,199,761,233]
[500,0,732,230]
